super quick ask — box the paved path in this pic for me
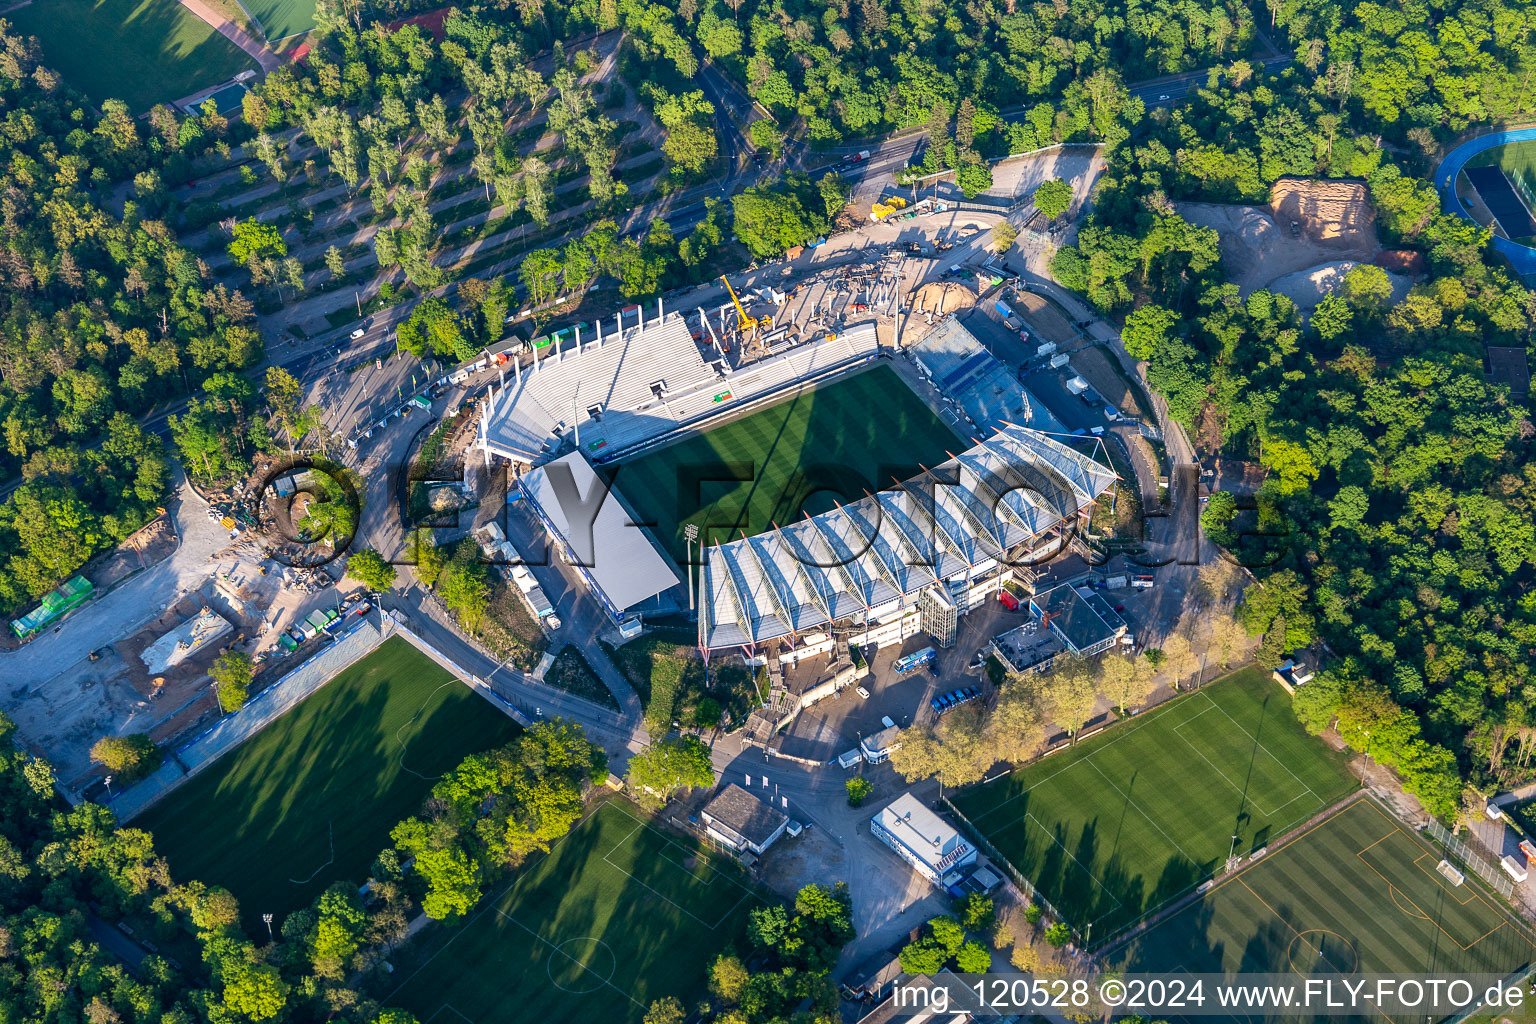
[177,0,283,72]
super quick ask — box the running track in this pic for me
[1436,126,1536,275]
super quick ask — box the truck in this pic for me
[994,301,1017,320]
[1048,353,1070,369]
[1035,341,1058,358]
[1131,574,1155,589]
[1102,574,1129,589]
[1501,854,1529,883]
[1065,375,1089,395]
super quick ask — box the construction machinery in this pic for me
[721,275,771,332]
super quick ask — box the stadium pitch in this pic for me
[137,636,521,930]
[614,364,964,560]
[386,799,764,1024]
[1107,798,1536,982]
[949,668,1357,940]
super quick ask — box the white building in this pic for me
[700,783,790,855]
[870,793,976,885]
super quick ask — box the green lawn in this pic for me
[950,668,1357,940]
[137,636,521,930]
[232,0,315,41]
[11,0,257,112]
[1109,798,1536,981]
[385,799,764,1024]
[614,364,964,561]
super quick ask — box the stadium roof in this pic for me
[521,451,680,615]
[700,424,1116,649]
[479,311,881,464]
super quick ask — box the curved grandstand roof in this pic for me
[700,425,1116,649]
[479,311,881,464]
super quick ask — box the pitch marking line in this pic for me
[1085,760,1199,864]
[1235,878,1358,976]
[599,805,757,931]
[424,1005,475,1024]
[1198,692,1322,804]
[1355,826,1503,953]
[963,696,1192,823]
[1016,811,1125,918]
[496,911,646,1009]
[1409,852,1479,906]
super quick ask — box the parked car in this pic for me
[349,327,366,340]
[856,685,871,699]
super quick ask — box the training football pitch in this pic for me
[1108,798,1536,983]
[232,0,316,43]
[11,0,257,112]
[950,669,1357,939]
[137,636,520,930]
[615,364,964,560]
[386,799,764,1024]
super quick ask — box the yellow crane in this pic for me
[720,275,771,333]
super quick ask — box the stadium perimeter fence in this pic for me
[941,794,1068,927]
[1426,818,1517,899]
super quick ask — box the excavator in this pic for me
[721,275,771,333]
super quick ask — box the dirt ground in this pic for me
[1013,289,1078,345]
[911,280,976,315]
[1265,259,1412,311]
[1177,179,1381,297]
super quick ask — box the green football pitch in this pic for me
[232,0,316,43]
[950,668,1357,939]
[137,636,521,931]
[1108,798,1536,983]
[10,0,257,112]
[614,364,965,560]
[386,799,764,1024]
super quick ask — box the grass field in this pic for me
[138,637,521,930]
[386,799,764,1024]
[232,0,315,41]
[1108,799,1536,984]
[11,0,257,112]
[950,668,1357,939]
[614,364,964,561]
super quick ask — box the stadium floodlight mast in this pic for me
[262,914,273,942]
[684,524,700,611]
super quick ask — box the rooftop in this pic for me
[701,784,790,847]
[873,792,967,863]
[701,424,1115,648]
[519,451,679,614]
[1032,584,1120,654]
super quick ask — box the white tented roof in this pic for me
[700,424,1115,649]
[521,451,679,613]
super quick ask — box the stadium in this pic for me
[475,293,1117,653]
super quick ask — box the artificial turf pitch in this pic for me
[950,668,1357,939]
[1108,798,1536,987]
[386,799,763,1024]
[11,0,257,112]
[137,636,520,930]
[614,364,964,561]
[232,0,317,43]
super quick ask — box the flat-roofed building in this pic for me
[870,792,976,885]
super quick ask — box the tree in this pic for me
[625,736,714,805]
[955,939,991,972]
[1099,654,1155,714]
[211,650,253,714]
[990,220,1018,254]
[749,119,782,158]
[732,185,816,258]
[1033,178,1074,221]
[324,246,346,280]
[346,549,397,591]
[1044,922,1072,947]
[643,998,685,1024]
[1042,660,1099,741]
[413,529,446,588]
[89,734,161,782]
[227,219,287,265]
[1122,304,1179,360]
[397,297,472,361]
[846,777,873,806]
[956,892,995,934]
[1161,632,1199,688]
[709,953,749,1003]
